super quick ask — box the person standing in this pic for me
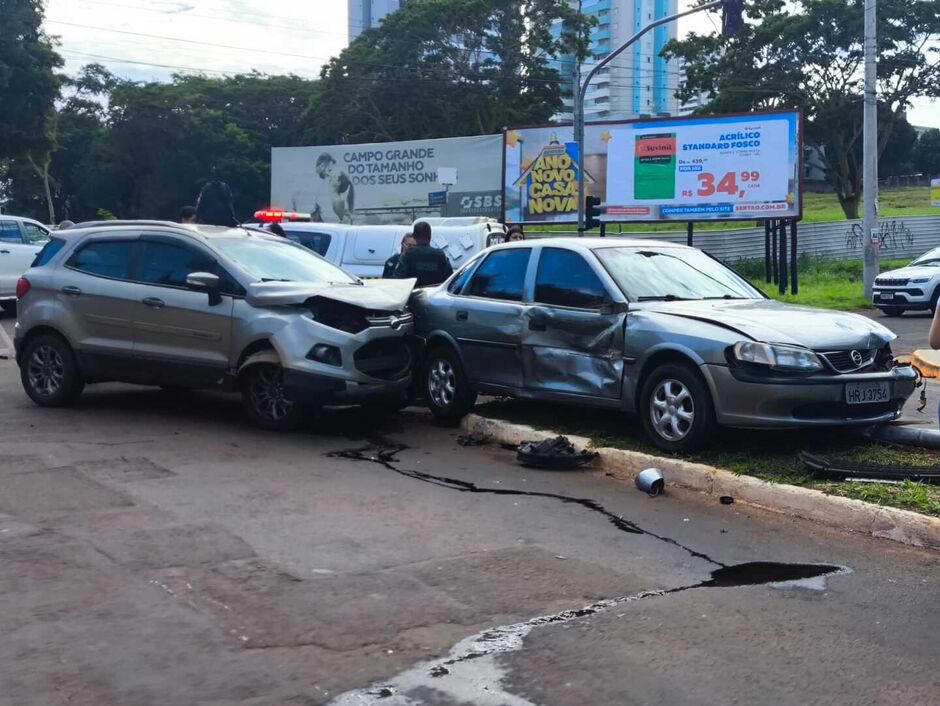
[179,206,197,224]
[506,225,525,242]
[393,221,453,287]
[195,168,238,227]
[383,232,416,279]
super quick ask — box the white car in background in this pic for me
[0,215,51,312]
[872,247,940,317]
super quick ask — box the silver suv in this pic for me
[14,222,415,429]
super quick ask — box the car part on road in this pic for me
[20,333,84,407]
[635,467,665,496]
[860,422,940,450]
[720,495,735,505]
[516,436,598,470]
[799,451,940,483]
[456,432,490,447]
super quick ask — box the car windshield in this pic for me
[911,249,940,267]
[213,236,358,284]
[595,247,762,301]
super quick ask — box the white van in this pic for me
[269,221,505,278]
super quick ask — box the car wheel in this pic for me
[20,333,84,407]
[640,362,717,454]
[930,286,940,314]
[881,306,905,317]
[424,345,476,423]
[240,363,306,431]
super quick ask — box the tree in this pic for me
[665,0,940,219]
[304,0,592,144]
[0,0,63,221]
[877,117,917,177]
[915,129,940,176]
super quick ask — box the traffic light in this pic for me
[585,195,602,231]
[722,0,745,37]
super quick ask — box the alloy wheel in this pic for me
[248,366,294,422]
[27,345,65,398]
[649,378,694,442]
[428,358,456,409]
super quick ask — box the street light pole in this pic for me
[576,0,723,235]
[862,0,879,295]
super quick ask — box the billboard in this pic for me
[503,111,802,224]
[932,178,940,208]
[272,135,502,225]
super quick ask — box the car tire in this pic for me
[639,362,717,454]
[20,333,84,407]
[930,286,940,314]
[240,362,307,431]
[881,306,905,317]
[424,345,476,423]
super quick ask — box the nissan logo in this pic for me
[850,350,864,366]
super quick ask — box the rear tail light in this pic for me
[15,277,30,299]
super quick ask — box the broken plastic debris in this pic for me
[720,496,735,505]
[456,432,490,447]
[635,468,665,496]
[516,436,598,470]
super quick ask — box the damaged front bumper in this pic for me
[705,363,918,428]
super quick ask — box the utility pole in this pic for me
[862,0,879,295]
[576,0,723,234]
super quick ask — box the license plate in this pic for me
[878,293,895,301]
[845,382,890,405]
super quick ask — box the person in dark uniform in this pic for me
[195,168,238,227]
[383,232,416,278]
[393,221,453,287]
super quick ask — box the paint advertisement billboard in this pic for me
[502,111,802,224]
[271,135,502,225]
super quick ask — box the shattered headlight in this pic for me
[733,341,823,372]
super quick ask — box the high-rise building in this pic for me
[348,0,401,41]
[552,0,680,121]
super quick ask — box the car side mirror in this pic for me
[186,271,222,306]
[598,301,628,316]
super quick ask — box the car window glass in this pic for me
[138,241,215,288]
[67,241,135,280]
[285,231,331,257]
[0,221,20,243]
[214,236,356,284]
[535,248,610,309]
[466,248,530,302]
[31,238,66,267]
[448,259,477,294]
[22,222,50,244]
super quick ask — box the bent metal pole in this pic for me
[575,0,723,235]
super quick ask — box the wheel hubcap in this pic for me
[249,366,294,421]
[650,378,694,442]
[427,358,456,409]
[27,345,65,398]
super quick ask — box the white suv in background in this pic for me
[872,247,940,317]
[0,215,51,312]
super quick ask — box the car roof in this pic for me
[490,236,688,251]
[0,214,47,226]
[67,220,272,241]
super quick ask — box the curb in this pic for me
[461,414,940,552]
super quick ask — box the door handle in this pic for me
[142,297,165,309]
[529,319,547,331]
[0,249,10,255]
[61,286,82,297]
[456,310,468,321]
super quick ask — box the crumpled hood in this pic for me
[643,299,896,349]
[246,278,417,312]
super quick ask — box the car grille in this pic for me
[366,312,414,330]
[818,349,876,373]
[874,277,909,287]
[354,339,412,380]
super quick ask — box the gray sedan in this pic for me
[410,238,917,452]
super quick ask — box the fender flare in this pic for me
[238,349,281,375]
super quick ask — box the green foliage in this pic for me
[664,0,940,219]
[915,129,940,176]
[305,0,592,144]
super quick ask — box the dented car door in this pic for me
[522,247,625,399]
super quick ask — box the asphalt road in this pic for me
[0,311,938,705]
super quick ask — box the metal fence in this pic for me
[533,215,940,263]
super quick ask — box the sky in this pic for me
[45,0,939,128]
